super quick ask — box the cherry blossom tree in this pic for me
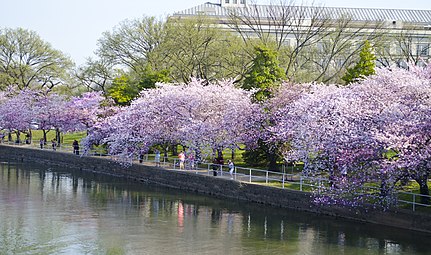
[268,83,380,206]
[270,64,431,208]
[84,79,260,162]
[0,89,35,142]
[0,89,114,146]
[2,58,429,210]
[32,92,68,143]
[363,66,431,204]
[60,91,115,133]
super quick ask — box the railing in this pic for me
[1,140,430,212]
[167,158,327,192]
[397,192,431,212]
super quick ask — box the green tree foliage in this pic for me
[241,45,286,170]
[107,66,171,106]
[243,141,283,170]
[0,28,73,91]
[74,58,114,93]
[95,15,249,86]
[96,16,165,74]
[155,15,250,83]
[342,40,376,85]
[243,45,286,101]
[137,65,171,90]
[228,3,385,85]
[107,75,135,106]
[78,16,165,95]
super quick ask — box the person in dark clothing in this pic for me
[212,158,219,176]
[73,140,80,155]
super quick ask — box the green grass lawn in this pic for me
[397,180,431,211]
[263,180,314,192]
[5,130,86,145]
[398,180,431,193]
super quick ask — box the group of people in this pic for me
[178,151,195,170]
[38,138,58,151]
[210,157,236,178]
[38,138,79,155]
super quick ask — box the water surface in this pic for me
[0,161,429,254]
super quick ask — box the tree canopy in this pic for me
[2,64,431,209]
[342,40,376,84]
[243,45,286,101]
[270,64,431,207]
[0,28,73,91]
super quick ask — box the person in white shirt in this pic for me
[228,160,235,178]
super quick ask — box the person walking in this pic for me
[178,151,186,170]
[228,160,235,179]
[139,152,144,163]
[39,138,44,149]
[188,152,195,170]
[212,158,218,176]
[73,140,80,155]
[155,149,161,167]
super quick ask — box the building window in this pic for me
[417,44,429,57]
[240,0,246,3]
[225,0,229,3]
[233,0,237,3]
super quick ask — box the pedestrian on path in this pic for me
[212,158,218,176]
[228,160,235,178]
[188,152,195,170]
[73,140,80,155]
[155,149,161,167]
[139,152,144,163]
[51,139,57,151]
[178,151,186,170]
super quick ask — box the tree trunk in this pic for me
[16,130,21,143]
[266,148,279,171]
[8,130,12,142]
[171,144,178,156]
[163,143,168,161]
[380,179,388,198]
[43,130,48,144]
[217,148,224,164]
[415,174,430,205]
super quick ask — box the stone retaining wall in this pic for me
[1,144,430,233]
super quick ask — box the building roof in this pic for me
[174,2,431,24]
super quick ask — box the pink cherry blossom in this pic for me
[84,79,260,161]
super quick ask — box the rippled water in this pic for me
[0,161,429,255]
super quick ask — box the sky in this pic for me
[0,0,429,66]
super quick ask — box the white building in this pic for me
[173,1,431,67]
